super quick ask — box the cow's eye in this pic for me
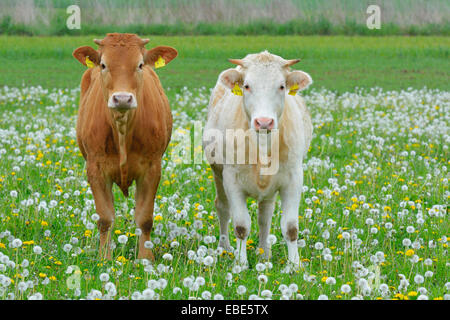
[138,63,144,70]
[244,84,250,90]
[280,85,285,90]
[101,63,106,70]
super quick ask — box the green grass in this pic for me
[0,35,448,300]
[0,85,448,300]
[0,35,449,93]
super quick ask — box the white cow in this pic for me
[203,51,313,267]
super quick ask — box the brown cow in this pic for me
[72,33,177,260]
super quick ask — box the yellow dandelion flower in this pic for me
[408,291,417,297]
[116,256,128,263]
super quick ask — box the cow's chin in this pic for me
[254,128,273,134]
[109,105,137,114]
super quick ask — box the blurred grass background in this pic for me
[0,0,449,36]
[1,35,448,92]
[0,1,448,92]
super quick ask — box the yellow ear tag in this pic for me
[231,83,243,96]
[288,83,299,95]
[155,56,166,69]
[85,56,94,68]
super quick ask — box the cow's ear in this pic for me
[286,70,312,92]
[219,69,243,89]
[73,46,100,67]
[145,46,178,66]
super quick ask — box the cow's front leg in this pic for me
[223,168,250,266]
[210,165,232,251]
[135,162,161,260]
[258,197,275,260]
[87,162,115,260]
[279,168,303,267]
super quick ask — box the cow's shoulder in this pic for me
[141,66,167,100]
[279,95,313,160]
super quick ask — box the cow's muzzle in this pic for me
[108,92,137,110]
[254,117,275,132]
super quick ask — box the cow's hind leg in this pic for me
[211,165,231,251]
[87,162,115,260]
[135,162,161,260]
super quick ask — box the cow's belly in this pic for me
[230,164,285,201]
[91,152,158,188]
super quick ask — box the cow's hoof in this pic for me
[281,260,302,274]
[257,246,271,260]
[138,249,155,261]
[234,257,249,268]
[99,248,112,261]
[218,237,232,252]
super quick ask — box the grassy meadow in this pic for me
[0,34,449,300]
[0,35,449,92]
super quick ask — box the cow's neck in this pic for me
[111,110,136,193]
[257,131,279,177]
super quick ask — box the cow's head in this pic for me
[219,51,312,132]
[73,33,177,112]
